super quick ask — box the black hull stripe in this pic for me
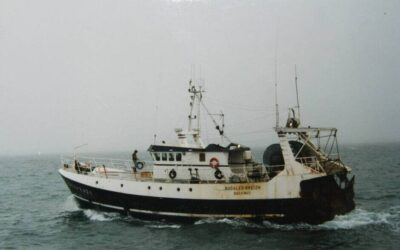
[73,195,284,218]
[62,175,306,214]
[61,173,355,224]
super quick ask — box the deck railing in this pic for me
[61,156,137,170]
[61,155,322,183]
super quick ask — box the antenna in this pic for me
[197,85,202,131]
[191,64,195,81]
[274,65,279,128]
[294,65,301,122]
[154,104,158,145]
[274,35,279,129]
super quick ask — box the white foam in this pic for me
[62,195,81,212]
[195,218,263,228]
[147,224,181,229]
[387,206,400,233]
[319,209,391,230]
[262,221,313,231]
[83,209,119,222]
[192,208,399,231]
[261,208,397,231]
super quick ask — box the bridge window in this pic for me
[176,153,182,162]
[199,153,205,162]
[162,153,167,161]
[154,153,160,161]
[169,153,174,161]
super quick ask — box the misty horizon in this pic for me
[1,0,399,156]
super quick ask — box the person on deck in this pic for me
[132,150,138,173]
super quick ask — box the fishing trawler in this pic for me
[59,78,355,224]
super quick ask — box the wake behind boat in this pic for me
[59,78,355,224]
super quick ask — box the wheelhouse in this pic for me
[148,143,251,167]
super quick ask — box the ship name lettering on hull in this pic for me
[225,185,261,195]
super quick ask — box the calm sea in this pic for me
[0,143,399,249]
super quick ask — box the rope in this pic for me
[200,100,232,143]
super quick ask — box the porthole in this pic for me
[177,187,180,192]
[121,184,124,187]
[148,186,151,190]
[95,181,98,184]
[189,188,192,192]
[159,186,162,191]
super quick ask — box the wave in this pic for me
[60,196,180,226]
[195,207,400,232]
[387,206,400,233]
[265,208,400,232]
[195,218,263,228]
[146,224,181,229]
[61,195,81,212]
[82,209,120,222]
[61,195,119,222]
[318,209,392,230]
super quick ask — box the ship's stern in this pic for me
[299,172,355,223]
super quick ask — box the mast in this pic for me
[275,72,279,128]
[178,72,230,147]
[273,23,280,129]
[197,85,202,132]
[295,65,301,122]
[188,79,195,132]
[274,50,279,129]
[188,79,203,133]
[184,79,205,148]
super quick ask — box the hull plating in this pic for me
[60,172,355,224]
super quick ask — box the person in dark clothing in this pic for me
[132,150,138,173]
[74,159,79,172]
[132,150,138,163]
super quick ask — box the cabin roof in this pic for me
[147,143,250,153]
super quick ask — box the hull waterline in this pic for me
[60,172,355,224]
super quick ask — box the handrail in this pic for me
[61,155,323,184]
[61,155,142,171]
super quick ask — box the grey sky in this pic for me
[0,0,399,155]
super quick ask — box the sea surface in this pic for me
[1,143,399,250]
